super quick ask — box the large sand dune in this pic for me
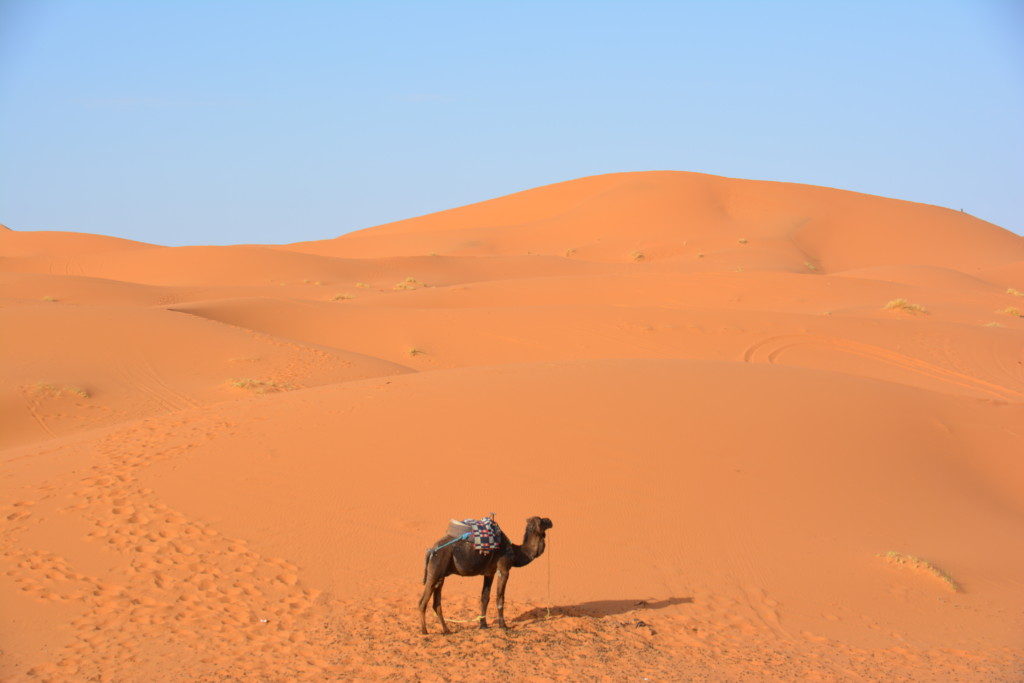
[2,171,1023,679]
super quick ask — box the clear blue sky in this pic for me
[1,1,1022,245]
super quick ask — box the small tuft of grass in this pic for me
[229,378,294,394]
[564,248,577,258]
[42,296,58,302]
[407,347,425,357]
[355,282,371,289]
[738,238,748,245]
[394,277,424,291]
[998,306,1022,317]
[31,383,90,399]
[880,551,960,592]
[696,252,705,259]
[1007,288,1022,297]
[630,250,645,262]
[983,322,1002,328]
[885,298,927,314]
[805,261,819,272]
[331,293,354,301]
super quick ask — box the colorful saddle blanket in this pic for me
[462,517,502,553]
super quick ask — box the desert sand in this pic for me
[2,171,1023,680]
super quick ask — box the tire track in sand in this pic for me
[743,333,1024,400]
[17,386,59,439]
[116,355,198,413]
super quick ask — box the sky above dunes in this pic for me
[1,0,1022,245]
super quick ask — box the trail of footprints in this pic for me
[2,417,340,680]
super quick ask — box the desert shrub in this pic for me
[885,298,927,314]
[31,383,89,398]
[880,551,959,591]
[394,277,424,290]
[229,379,293,394]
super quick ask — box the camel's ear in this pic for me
[540,518,553,530]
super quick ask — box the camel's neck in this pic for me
[512,528,546,568]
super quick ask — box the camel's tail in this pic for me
[422,548,433,584]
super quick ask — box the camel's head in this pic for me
[527,516,554,536]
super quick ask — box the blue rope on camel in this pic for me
[431,531,470,553]
[428,514,502,556]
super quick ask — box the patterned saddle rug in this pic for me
[447,516,502,554]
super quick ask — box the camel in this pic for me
[419,516,553,635]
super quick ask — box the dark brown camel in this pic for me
[419,516,553,635]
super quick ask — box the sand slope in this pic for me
[0,230,153,259]
[0,302,410,450]
[284,172,1024,272]
[2,171,1023,680]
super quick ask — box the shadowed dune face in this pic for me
[2,171,1023,680]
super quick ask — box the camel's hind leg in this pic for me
[419,560,439,635]
[432,577,451,635]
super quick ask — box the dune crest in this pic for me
[2,172,1023,679]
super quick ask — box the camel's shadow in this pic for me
[513,597,693,623]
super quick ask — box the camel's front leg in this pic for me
[479,574,494,629]
[494,564,511,629]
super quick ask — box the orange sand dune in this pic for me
[173,280,1024,400]
[980,260,1024,289]
[832,264,1008,292]
[2,171,1023,680]
[3,243,614,290]
[0,302,409,449]
[0,229,153,259]
[285,172,1024,273]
